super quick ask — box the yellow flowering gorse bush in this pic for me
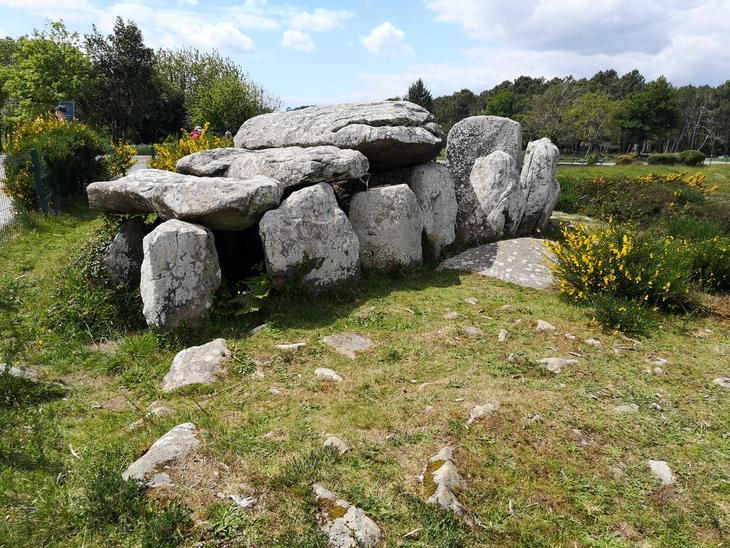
[635,172,716,193]
[148,123,233,172]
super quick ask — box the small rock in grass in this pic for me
[276,342,306,351]
[443,311,460,320]
[526,413,543,424]
[122,423,199,484]
[315,368,343,382]
[3,366,38,382]
[269,386,282,395]
[324,436,351,454]
[614,403,639,414]
[466,402,499,426]
[465,297,479,305]
[564,333,577,340]
[148,472,172,488]
[419,447,467,517]
[538,357,578,374]
[648,460,676,485]
[498,329,510,342]
[354,306,376,319]
[585,338,601,347]
[462,326,484,338]
[250,323,268,335]
[653,367,664,376]
[322,333,374,359]
[312,483,382,548]
[535,320,556,332]
[647,357,668,367]
[712,377,730,389]
[230,495,258,509]
[162,339,230,391]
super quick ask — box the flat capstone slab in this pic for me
[439,237,554,289]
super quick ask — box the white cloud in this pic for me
[281,29,315,52]
[288,8,354,32]
[361,22,413,57]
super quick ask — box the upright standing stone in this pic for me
[447,115,523,188]
[140,220,221,329]
[518,137,560,235]
[102,217,145,284]
[456,151,525,245]
[409,163,457,257]
[349,184,423,269]
[259,183,360,290]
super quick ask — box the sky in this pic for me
[2,0,729,108]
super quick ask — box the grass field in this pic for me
[1,168,729,546]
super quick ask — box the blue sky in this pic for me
[2,0,729,108]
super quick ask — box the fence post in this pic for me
[30,149,48,214]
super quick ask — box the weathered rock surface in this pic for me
[322,333,374,359]
[349,184,423,269]
[102,218,145,284]
[447,115,523,188]
[518,138,560,235]
[614,403,639,414]
[538,357,578,373]
[439,238,554,289]
[456,151,525,244]
[234,101,444,171]
[316,368,343,382]
[419,447,467,516]
[162,339,230,391]
[227,146,369,189]
[324,436,351,454]
[312,483,382,548]
[140,220,221,329]
[536,320,556,332]
[467,402,499,426]
[2,365,38,382]
[259,183,360,290]
[648,460,676,485]
[176,148,249,176]
[409,163,457,257]
[87,169,283,231]
[122,423,199,483]
[712,377,730,388]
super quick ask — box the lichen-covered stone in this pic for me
[259,183,360,290]
[349,184,423,269]
[102,218,145,284]
[235,101,444,171]
[122,423,199,483]
[176,148,249,176]
[140,220,221,329]
[518,138,560,235]
[162,338,230,391]
[312,483,382,547]
[409,163,457,257]
[419,447,467,516]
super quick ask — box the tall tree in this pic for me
[404,78,434,113]
[567,91,621,153]
[2,22,89,123]
[482,88,517,118]
[617,76,680,151]
[84,18,157,142]
[433,88,480,133]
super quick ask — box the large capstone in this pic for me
[447,115,523,188]
[456,151,525,245]
[234,101,444,171]
[140,220,221,329]
[259,183,360,290]
[102,217,145,284]
[409,163,457,258]
[227,146,369,189]
[517,138,560,236]
[349,184,423,269]
[176,148,249,176]
[87,169,282,231]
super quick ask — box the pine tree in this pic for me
[405,78,434,113]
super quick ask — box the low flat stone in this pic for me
[465,297,479,305]
[614,403,639,414]
[122,423,199,483]
[324,436,351,454]
[713,377,730,388]
[443,311,460,320]
[498,329,510,342]
[162,339,230,391]
[316,368,343,382]
[648,460,676,485]
[585,338,602,347]
[462,326,484,338]
[2,365,38,382]
[419,447,467,516]
[312,483,382,548]
[322,333,374,359]
[536,320,557,332]
[538,357,578,374]
[438,238,554,290]
[176,148,249,176]
[276,342,306,351]
[466,402,499,426]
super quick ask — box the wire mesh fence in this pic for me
[0,155,19,245]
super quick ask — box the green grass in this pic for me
[1,198,729,546]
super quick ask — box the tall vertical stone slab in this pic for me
[518,137,560,236]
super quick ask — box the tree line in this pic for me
[0,19,278,143]
[400,73,730,156]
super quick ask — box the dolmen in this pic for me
[87,102,560,329]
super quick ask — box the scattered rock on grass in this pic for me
[312,483,382,548]
[538,357,578,374]
[712,377,730,388]
[250,323,268,335]
[466,402,499,426]
[122,423,200,484]
[230,495,258,509]
[536,320,556,332]
[464,297,479,305]
[162,339,229,391]
[462,326,484,338]
[648,460,676,485]
[276,342,306,351]
[498,329,510,342]
[585,338,601,347]
[2,365,38,382]
[565,333,577,341]
[614,403,639,414]
[316,368,343,382]
[419,447,467,516]
[324,436,351,454]
[322,333,374,359]
[443,311,460,320]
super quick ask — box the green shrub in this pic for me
[3,116,106,210]
[84,465,146,528]
[682,236,730,291]
[678,149,706,166]
[585,152,600,166]
[590,295,658,335]
[664,216,725,241]
[616,154,634,165]
[647,153,678,165]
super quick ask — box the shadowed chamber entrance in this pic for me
[213,225,265,288]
